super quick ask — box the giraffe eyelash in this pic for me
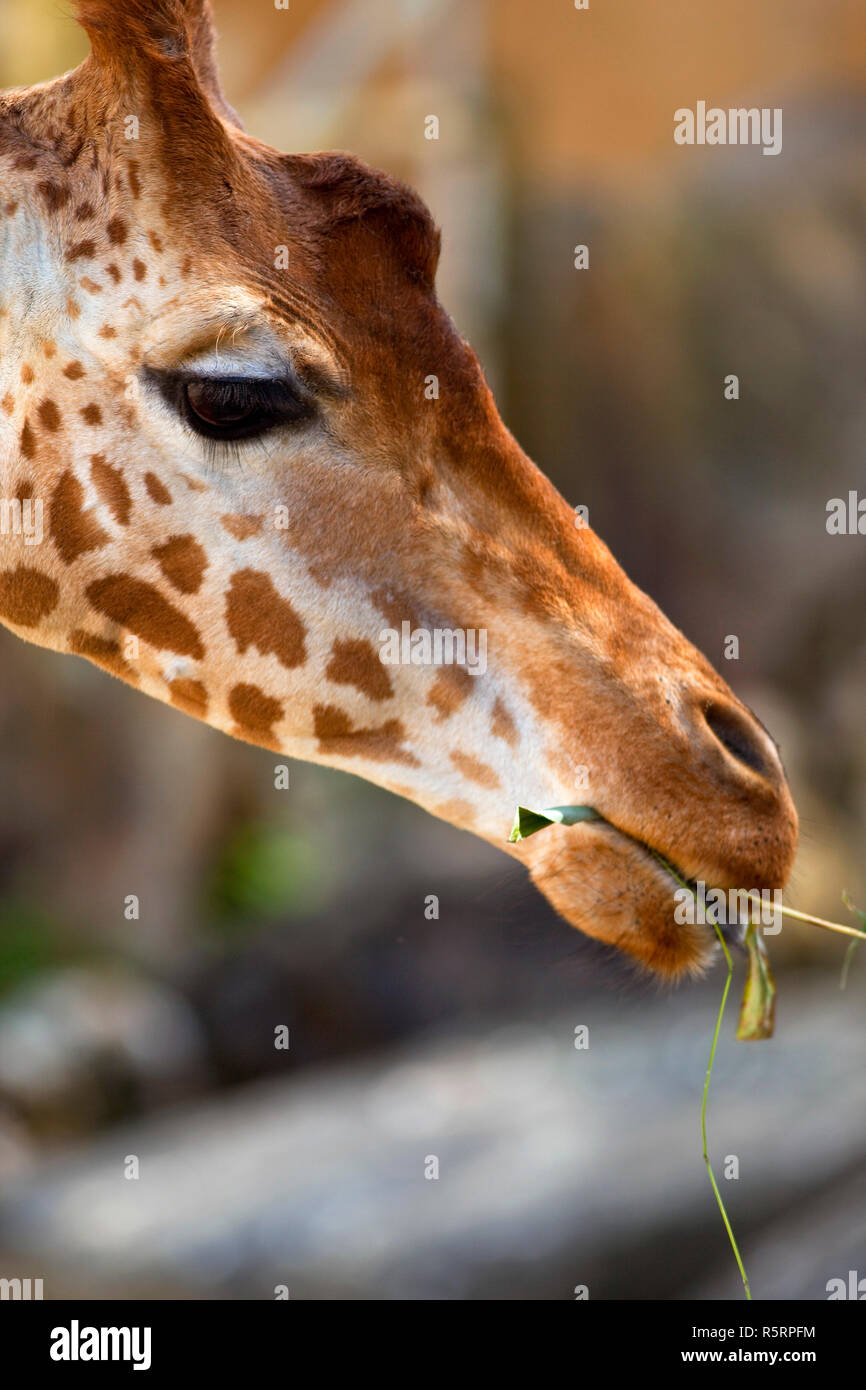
[144,368,316,447]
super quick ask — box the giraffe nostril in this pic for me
[703,701,772,778]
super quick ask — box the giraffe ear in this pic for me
[179,0,244,129]
[284,154,442,291]
[75,0,243,130]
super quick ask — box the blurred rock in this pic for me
[0,968,209,1139]
[0,975,863,1299]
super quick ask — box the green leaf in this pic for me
[736,922,776,1041]
[508,807,555,842]
[508,803,602,843]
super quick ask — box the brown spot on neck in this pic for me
[69,629,138,683]
[144,472,172,505]
[313,705,419,766]
[426,665,473,721]
[491,698,518,747]
[152,534,207,595]
[449,750,500,791]
[226,569,307,669]
[37,399,61,431]
[326,637,393,702]
[0,566,59,627]
[67,239,96,262]
[86,575,205,659]
[168,677,208,717]
[50,471,109,564]
[221,513,263,541]
[229,682,283,751]
[39,180,69,213]
[90,455,132,526]
[20,422,36,458]
[106,216,128,244]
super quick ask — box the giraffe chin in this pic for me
[525,821,720,981]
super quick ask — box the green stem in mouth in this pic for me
[742,893,865,942]
[702,921,752,1300]
[650,850,752,1299]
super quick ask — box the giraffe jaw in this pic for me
[522,813,765,980]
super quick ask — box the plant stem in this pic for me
[702,917,751,1300]
[650,849,752,1298]
[740,893,865,942]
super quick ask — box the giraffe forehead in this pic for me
[0,148,326,389]
[0,109,446,392]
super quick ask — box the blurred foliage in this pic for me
[0,899,78,996]
[207,822,325,931]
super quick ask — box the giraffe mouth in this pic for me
[589,816,750,953]
[637,839,749,952]
[518,805,748,955]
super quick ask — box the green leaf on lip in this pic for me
[736,921,776,1041]
[508,804,602,843]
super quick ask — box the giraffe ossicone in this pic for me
[0,0,797,977]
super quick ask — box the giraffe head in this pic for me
[0,0,797,978]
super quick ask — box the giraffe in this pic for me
[0,0,797,978]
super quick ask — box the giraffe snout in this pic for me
[667,682,798,891]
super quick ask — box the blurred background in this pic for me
[0,0,865,1299]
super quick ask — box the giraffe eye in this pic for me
[147,371,314,442]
